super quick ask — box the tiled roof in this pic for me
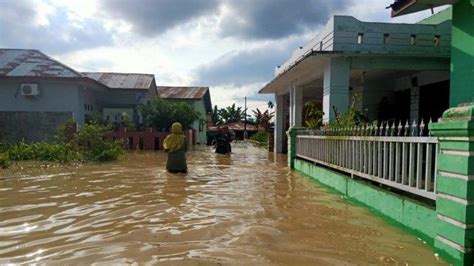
[83,72,155,90]
[157,86,209,100]
[0,49,82,78]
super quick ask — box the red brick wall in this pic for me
[105,128,195,150]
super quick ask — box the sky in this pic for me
[0,0,443,112]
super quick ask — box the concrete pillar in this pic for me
[274,94,285,153]
[323,57,350,123]
[290,83,303,127]
[450,0,474,107]
[430,103,474,265]
[410,86,420,122]
[286,127,297,169]
[288,85,294,127]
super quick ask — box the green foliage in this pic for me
[139,98,201,130]
[218,103,246,124]
[5,122,123,164]
[303,101,324,129]
[56,118,77,143]
[7,141,82,162]
[88,112,111,127]
[330,94,370,129]
[250,131,270,144]
[74,123,123,161]
[0,152,11,169]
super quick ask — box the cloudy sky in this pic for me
[0,0,440,111]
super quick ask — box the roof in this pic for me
[0,49,82,78]
[157,86,209,99]
[389,0,456,17]
[224,121,258,132]
[157,86,213,112]
[83,72,155,90]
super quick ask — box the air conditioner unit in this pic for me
[20,84,40,96]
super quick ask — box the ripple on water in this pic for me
[0,145,446,265]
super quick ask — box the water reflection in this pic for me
[0,144,445,264]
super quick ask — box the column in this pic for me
[288,84,294,127]
[430,103,474,265]
[289,82,303,127]
[450,0,474,107]
[323,57,350,122]
[410,86,420,122]
[274,94,285,153]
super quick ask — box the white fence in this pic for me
[295,125,438,200]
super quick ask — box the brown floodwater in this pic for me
[0,143,445,265]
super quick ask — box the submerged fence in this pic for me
[295,120,438,200]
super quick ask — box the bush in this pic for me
[8,141,82,162]
[0,152,11,169]
[250,131,270,144]
[6,123,123,164]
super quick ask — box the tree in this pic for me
[210,105,221,125]
[219,103,246,124]
[139,98,201,131]
[303,101,324,129]
[252,108,275,130]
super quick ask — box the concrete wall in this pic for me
[0,80,83,121]
[294,159,438,243]
[193,100,207,144]
[0,111,72,142]
[0,80,85,143]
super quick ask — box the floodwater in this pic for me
[0,143,445,265]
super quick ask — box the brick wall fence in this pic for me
[104,128,196,150]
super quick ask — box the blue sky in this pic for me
[0,0,442,111]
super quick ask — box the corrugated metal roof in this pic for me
[83,72,155,90]
[0,49,82,78]
[157,86,209,99]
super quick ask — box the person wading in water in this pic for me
[214,126,232,154]
[163,122,188,173]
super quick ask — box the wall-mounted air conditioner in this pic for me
[20,84,40,96]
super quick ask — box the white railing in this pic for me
[295,122,439,200]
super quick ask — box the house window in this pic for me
[357,33,364,44]
[383,34,390,44]
[84,104,87,110]
[106,115,110,121]
[411,34,416,45]
[434,35,441,46]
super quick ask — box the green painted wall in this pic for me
[450,0,474,106]
[294,159,438,242]
[192,100,207,144]
[418,7,452,25]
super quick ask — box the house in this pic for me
[0,49,212,145]
[259,14,453,153]
[0,49,109,142]
[83,72,156,125]
[156,86,212,144]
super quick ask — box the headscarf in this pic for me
[163,122,186,152]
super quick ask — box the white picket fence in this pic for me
[295,123,438,200]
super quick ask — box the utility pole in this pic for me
[244,96,247,139]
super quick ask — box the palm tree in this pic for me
[253,108,275,130]
[219,103,246,124]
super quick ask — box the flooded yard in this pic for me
[0,143,445,265]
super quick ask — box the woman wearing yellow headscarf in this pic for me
[163,122,187,173]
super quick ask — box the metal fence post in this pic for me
[430,103,474,265]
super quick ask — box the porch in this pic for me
[259,15,452,153]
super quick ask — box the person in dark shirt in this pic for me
[214,126,232,154]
